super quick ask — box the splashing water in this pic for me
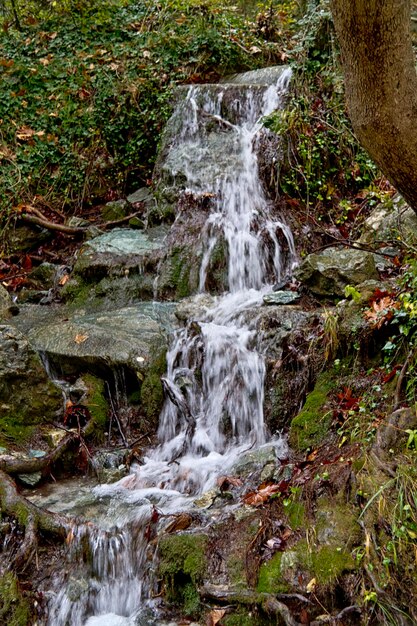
[46,67,295,626]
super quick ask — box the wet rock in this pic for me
[17,472,42,487]
[263,290,300,305]
[43,428,67,448]
[27,303,176,377]
[373,407,417,458]
[295,247,378,297]
[8,224,51,253]
[194,489,218,509]
[127,187,155,208]
[0,325,63,444]
[232,446,279,478]
[175,294,215,322]
[68,216,90,228]
[65,227,168,306]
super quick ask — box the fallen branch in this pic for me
[20,212,87,235]
[0,418,94,476]
[199,584,301,626]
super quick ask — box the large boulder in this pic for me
[62,227,169,306]
[295,247,379,297]
[27,303,176,378]
[0,325,62,444]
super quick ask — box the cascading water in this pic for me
[46,66,296,626]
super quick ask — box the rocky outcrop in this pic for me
[27,303,176,378]
[296,247,379,297]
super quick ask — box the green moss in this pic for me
[158,533,207,616]
[224,613,265,626]
[83,374,108,442]
[169,246,192,299]
[60,278,92,307]
[227,554,247,587]
[140,346,166,424]
[256,553,289,594]
[0,572,31,626]
[159,534,207,582]
[310,545,355,584]
[289,371,335,451]
[0,418,34,446]
[140,372,164,421]
[285,500,305,529]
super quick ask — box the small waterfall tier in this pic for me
[46,65,296,626]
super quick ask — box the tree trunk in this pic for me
[330,0,417,212]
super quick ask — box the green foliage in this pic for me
[262,0,378,217]
[0,0,265,236]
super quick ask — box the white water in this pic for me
[47,68,295,626]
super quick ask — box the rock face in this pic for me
[27,303,176,377]
[296,247,379,297]
[360,194,417,246]
[0,325,62,443]
[63,227,169,306]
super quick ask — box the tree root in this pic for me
[0,470,69,573]
[20,212,87,235]
[0,429,80,476]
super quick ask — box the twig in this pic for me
[105,381,129,447]
[101,211,143,229]
[393,349,414,410]
[311,239,398,259]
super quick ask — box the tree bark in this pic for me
[330,0,417,212]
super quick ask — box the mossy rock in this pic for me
[83,374,108,442]
[140,346,166,424]
[0,325,62,445]
[0,571,31,626]
[289,370,335,451]
[158,533,207,616]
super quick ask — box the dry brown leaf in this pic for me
[364,296,398,329]
[16,126,45,140]
[207,608,226,626]
[59,274,70,286]
[243,482,280,506]
[74,333,88,344]
[165,512,193,533]
[216,475,242,490]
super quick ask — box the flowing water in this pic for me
[46,66,296,626]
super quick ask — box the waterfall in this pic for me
[46,66,295,626]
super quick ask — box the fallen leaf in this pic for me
[59,274,70,286]
[74,333,88,344]
[207,608,226,626]
[216,475,242,491]
[165,512,193,533]
[306,577,316,593]
[364,296,398,329]
[243,482,280,506]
